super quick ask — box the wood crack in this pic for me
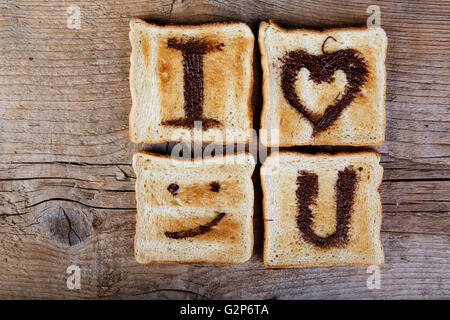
[136,288,209,299]
[62,208,81,246]
[25,198,136,211]
[168,0,177,19]
[383,178,450,182]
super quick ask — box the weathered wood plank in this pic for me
[0,0,449,299]
[1,162,449,216]
[1,163,449,299]
[1,0,449,165]
[1,224,448,299]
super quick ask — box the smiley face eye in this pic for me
[167,183,179,195]
[209,182,220,192]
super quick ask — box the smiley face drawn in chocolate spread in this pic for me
[164,182,226,239]
[162,38,224,130]
[281,44,368,135]
[295,168,358,248]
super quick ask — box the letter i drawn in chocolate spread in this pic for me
[295,167,358,248]
[162,38,224,129]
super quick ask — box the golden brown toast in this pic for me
[133,152,255,264]
[261,150,384,267]
[129,19,254,144]
[259,21,387,146]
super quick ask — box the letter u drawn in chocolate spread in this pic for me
[281,48,368,135]
[295,168,358,248]
[162,38,224,129]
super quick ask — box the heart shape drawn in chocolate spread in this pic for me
[281,48,368,135]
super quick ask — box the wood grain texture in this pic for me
[0,0,449,299]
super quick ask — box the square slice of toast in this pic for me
[259,21,387,146]
[261,150,384,267]
[133,151,256,264]
[129,19,254,144]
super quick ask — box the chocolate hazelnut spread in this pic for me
[295,168,358,248]
[281,49,368,134]
[165,212,226,239]
[209,182,220,192]
[321,36,337,54]
[162,38,223,129]
[168,183,179,195]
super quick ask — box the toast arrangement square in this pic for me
[133,152,256,264]
[261,151,384,267]
[259,21,387,146]
[129,19,254,144]
[129,19,387,267]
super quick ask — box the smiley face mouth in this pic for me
[164,212,226,239]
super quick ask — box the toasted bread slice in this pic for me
[261,150,384,267]
[133,151,256,264]
[259,21,387,146]
[129,19,254,144]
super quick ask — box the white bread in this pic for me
[261,150,384,267]
[259,21,387,146]
[129,19,254,144]
[133,151,256,264]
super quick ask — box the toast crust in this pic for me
[129,19,254,144]
[261,150,384,268]
[133,151,255,265]
[259,21,387,147]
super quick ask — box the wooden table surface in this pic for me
[1,0,449,299]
